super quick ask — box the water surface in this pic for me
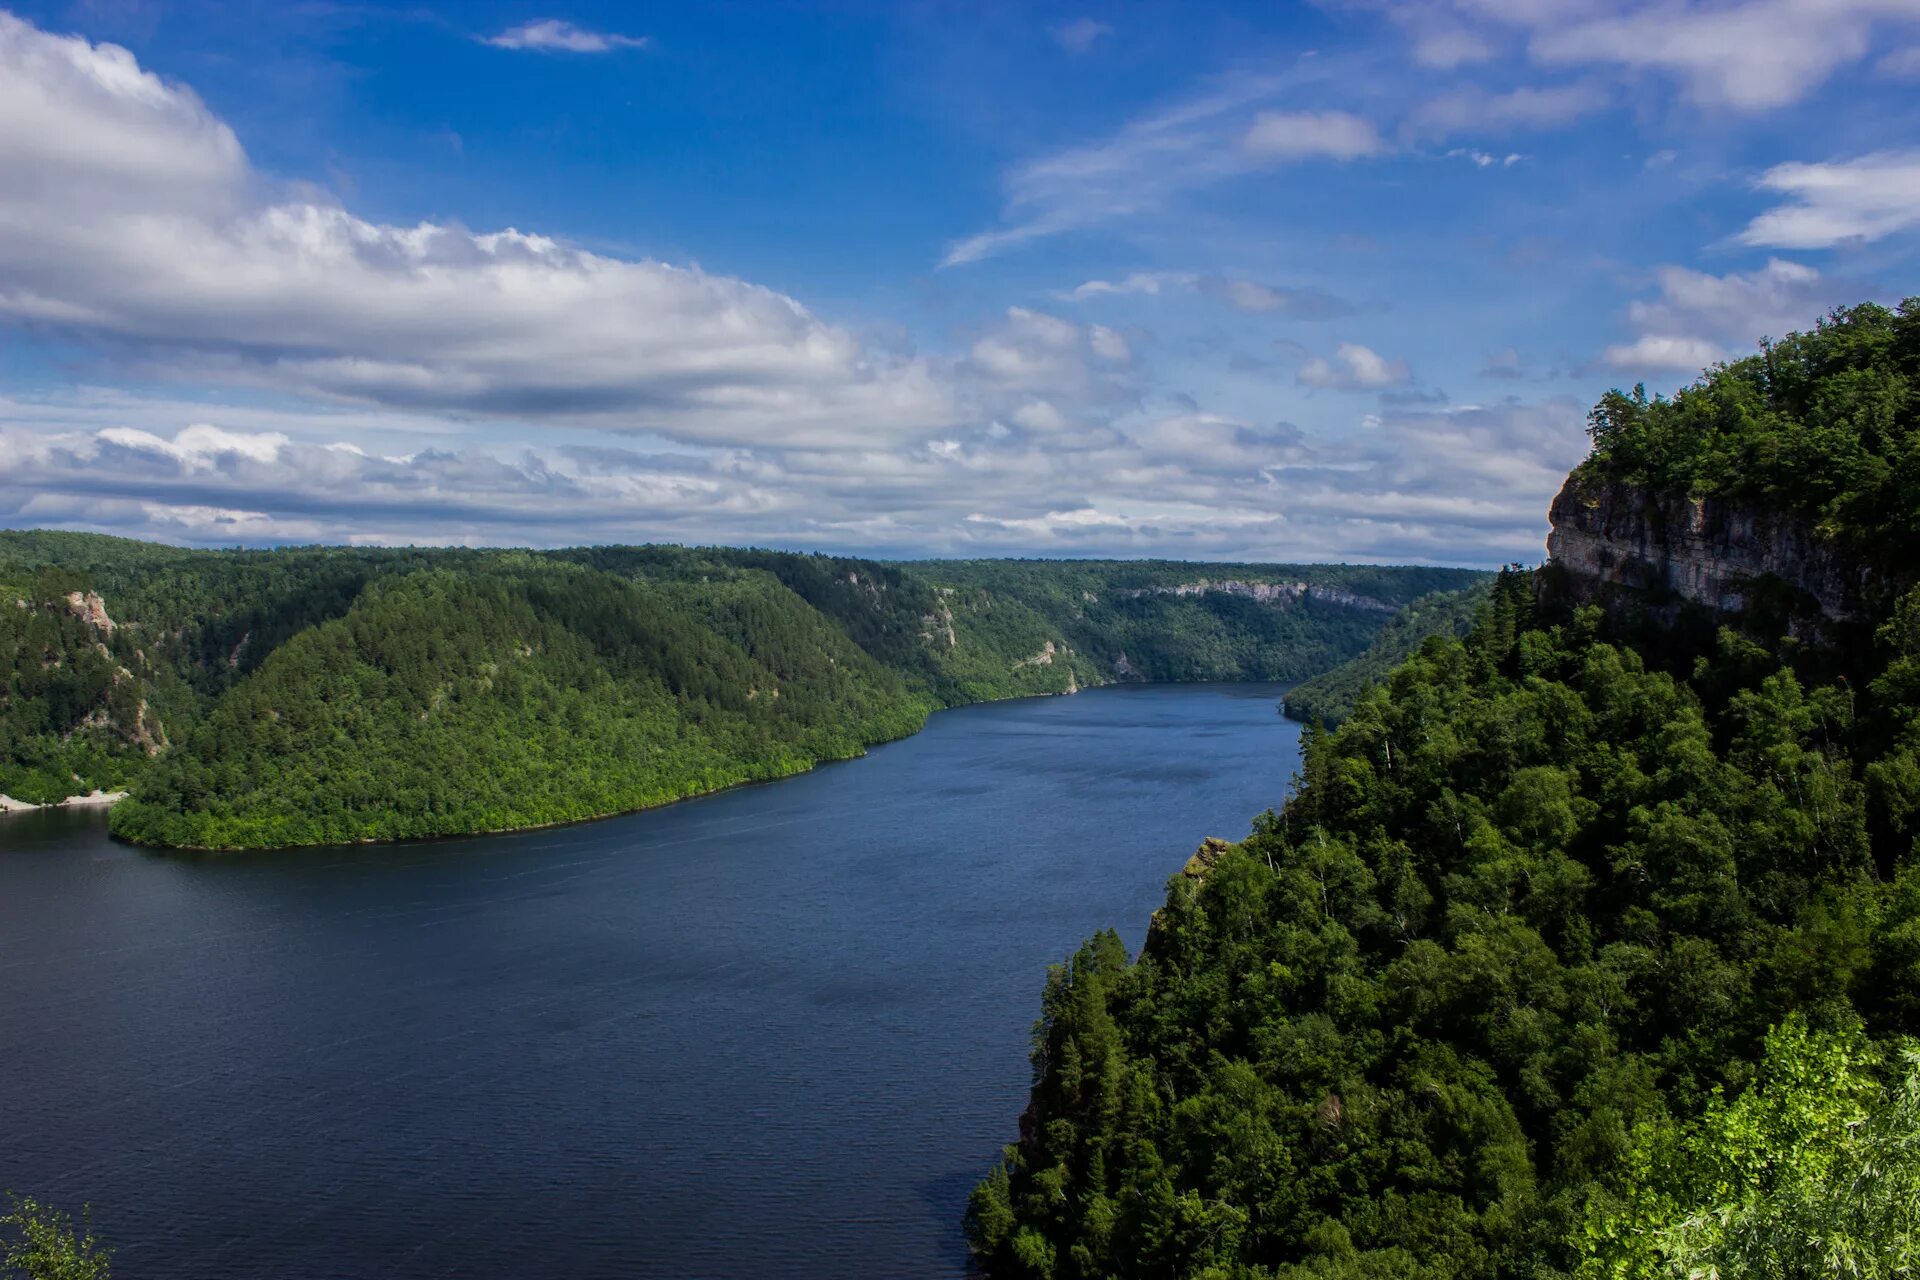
[0,684,1304,1279]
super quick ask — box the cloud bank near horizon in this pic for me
[0,3,1912,565]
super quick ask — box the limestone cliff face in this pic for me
[1545,468,1877,626]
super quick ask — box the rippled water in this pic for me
[0,684,1304,1279]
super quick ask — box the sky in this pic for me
[0,0,1916,565]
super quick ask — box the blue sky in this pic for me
[1,0,1916,564]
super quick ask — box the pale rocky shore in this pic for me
[0,789,128,814]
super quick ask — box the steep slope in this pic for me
[922,560,1488,686]
[110,562,928,848]
[971,299,1920,1279]
[1281,582,1493,727]
[4,534,1468,846]
[0,574,165,804]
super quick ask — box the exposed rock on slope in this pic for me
[1120,580,1395,613]
[1545,468,1880,632]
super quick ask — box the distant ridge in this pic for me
[1,533,1481,848]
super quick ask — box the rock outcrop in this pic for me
[64,590,116,633]
[1118,580,1395,613]
[1545,468,1878,630]
[1145,837,1237,950]
[1180,836,1235,879]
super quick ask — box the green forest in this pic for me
[970,299,1920,1277]
[1281,584,1492,728]
[0,534,1474,848]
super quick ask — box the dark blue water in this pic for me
[0,684,1303,1279]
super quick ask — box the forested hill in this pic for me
[1279,582,1492,727]
[0,534,1478,848]
[970,299,1920,1277]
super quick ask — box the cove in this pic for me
[0,683,1304,1279]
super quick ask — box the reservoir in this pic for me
[0,683,1305,1279]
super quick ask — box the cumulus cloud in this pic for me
[1242,110,1387,160]
[1599,334,1727,373]
[1602,258,1850,371]
[1524,0,1912,110]
[1296,343,1412,390]
[0,11,948,448]
[964,307,1137,404]
[1350,0,1920,111]
[483,20,649,53]
[0,388,1586,564]
[1736,151,1920,249]
[0,9,1593,566]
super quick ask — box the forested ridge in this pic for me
[0,535,1474,848]
[970,299,1920,1278]
[1281,584,1492,728]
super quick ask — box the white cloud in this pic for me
[1601,258,1848,372]
[0,390,1585,565]
[1409,81,1607,139]
[1600,334,1727,372]
[1626,258,1835,340]
[0,10,1596,566]
[1058,271,1194,300]
[1446,148,1525,167]
[939,63,1364,266]
[1051,18,1113,55]
[1243,110,1387,160]
[1408,25,1499,69]
[962,307,1137,410]
[1736,151,1920,249]
[1524,0,1913,110]
[1354,0,1920,111]
[0,11,242,211]
[483,20,649,53]
[1297,343,1411,390]
[1056,272,1357,318]
[0,11,950,448]
[1088,324,1132,362]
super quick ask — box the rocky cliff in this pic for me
[1544,467,1880,632]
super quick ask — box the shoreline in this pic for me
[0,789,129,815]
[106,679,1299,855]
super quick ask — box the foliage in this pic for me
[924,560,1487,689]
[1283,583,1493,727]
[1577,1016,1920,1279]
[2,533,1456,844]
[974,300,1920,1279]
[108,561,930,848]
[1581,298,1920,552]
[1,1198,110,1280]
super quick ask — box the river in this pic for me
[0,683,1305,1279]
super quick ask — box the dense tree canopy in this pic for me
[1,535,1466,847]
[973,302,1920,1278]
[1584,299,1920,551]
[1283,584,1492,728]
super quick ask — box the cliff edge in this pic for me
[1544,466,1880,636]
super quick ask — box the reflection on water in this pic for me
[0,684,1303,1280]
